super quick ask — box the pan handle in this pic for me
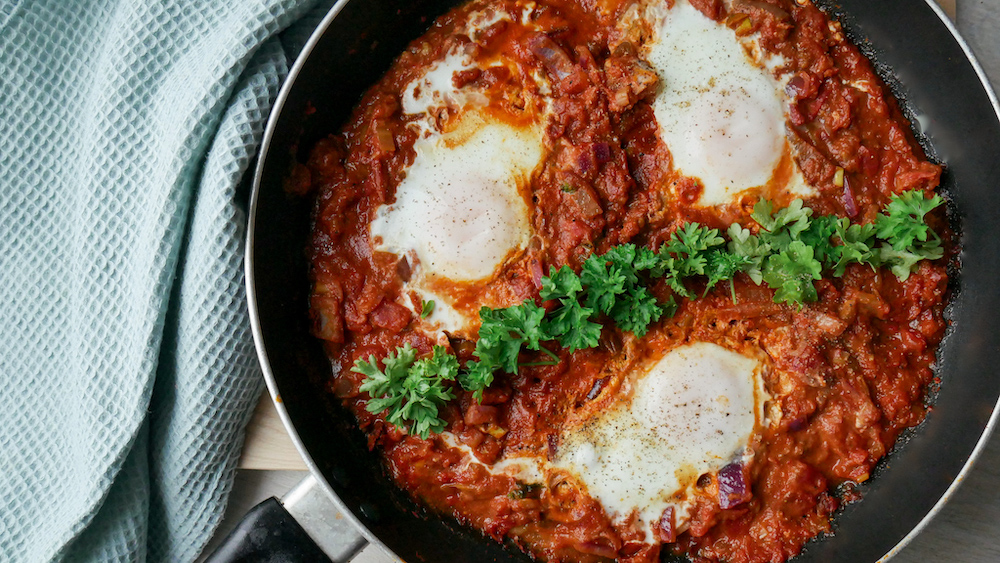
[205,474,369,563]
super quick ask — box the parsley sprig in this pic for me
[461,301,553,401]
[354,189,946,437]
[875,190,945,279]
[354,344,458,439]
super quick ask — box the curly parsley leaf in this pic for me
[623,244,662,272]
[653,223,726,298]
[475,302,548,373]
[753,198,813,252]
[875,190,944,251]
[580,253,628,315]
[581,244,664,335]
[799,214,838,267]
[829,219,878,276]
[460,302,551,401]
[539,265,602,352]
[543,298,601,352]
[655,256,693,299]
[878,236,943,280]
[761,240,823,307]
[609,285,663,337]
[459,359,498,403]
[673,222,726,256]
[355,344,415,407]
[750,199,777,231]
[657,223,725,277]
[870,190,945,280]
[540,265,584,302]
[599,243,660,283]
[355,344,457,439]
[704,249,753,301]
[727,224,770,285]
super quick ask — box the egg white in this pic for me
[442,341,771,544]
[553,341,768,541]
[634,0,815,206]
[370,10,551,339]
[370,113,539,284]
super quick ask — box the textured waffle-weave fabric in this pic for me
[0,0,327,560]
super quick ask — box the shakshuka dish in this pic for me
[299,0,952,561]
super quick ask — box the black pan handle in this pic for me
[205,475,369,563]
[205,497,332,563]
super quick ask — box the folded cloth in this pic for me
[0,0,332,560]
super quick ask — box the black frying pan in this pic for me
[224,0,1000,561]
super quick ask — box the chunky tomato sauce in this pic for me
[300,0,951,561]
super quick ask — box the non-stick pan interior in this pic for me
[247,0,1000,561]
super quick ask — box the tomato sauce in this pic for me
[300,0,951,561]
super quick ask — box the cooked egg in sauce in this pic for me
[369,112,543,336]
[370,9,551,339]
[635,0,815,206]
[553,342,768,540]
[442,341,771,544]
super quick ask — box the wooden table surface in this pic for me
[218,0,1000,560]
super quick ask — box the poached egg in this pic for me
[442,341,771,544]
[369,9,551,340]
[628,0,815,206]
[553,341,768,540]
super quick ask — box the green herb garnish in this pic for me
[354,189,946,437]
[421,299,435,318]
[462,301,555,401]
[541,265,603,353]
[873,190,945,280]
[354,344,458,439]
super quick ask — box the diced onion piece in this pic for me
[571,186,602,218]
[593,142,612,164]
[658,506,676,543]
[718,462,751,509]
[614,88,631,109]
[575,540,619,559]
[725,13,749,29]
[529,257,543,289]
[528,33,575,81]
[314,309,344,343]
[485,424,507,439]
[733,17,753,36]
[374,120,395,154]
[577,149,594,173]
[842,175,859,217]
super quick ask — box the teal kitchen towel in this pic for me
[0,0,329,560]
